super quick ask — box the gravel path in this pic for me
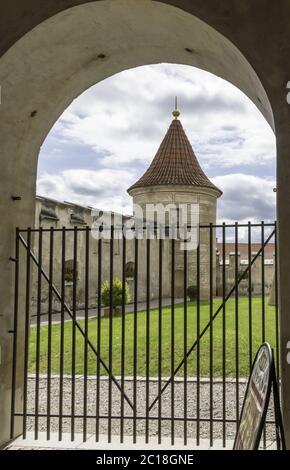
[23,376,276,444]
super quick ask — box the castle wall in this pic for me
[31,197,172,314]
[31,196,275,315]
[216,251,274,298]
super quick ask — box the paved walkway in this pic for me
[30,298,183,326]
[5,432,278,450]
[6,432,234,450]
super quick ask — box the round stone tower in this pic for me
[127,106,222,299]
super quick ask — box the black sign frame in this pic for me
[233,342,286,450]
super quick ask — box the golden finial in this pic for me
[172,96,180,119]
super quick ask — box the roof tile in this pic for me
[128,118,222,194]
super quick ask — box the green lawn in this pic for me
[29,297,279,377]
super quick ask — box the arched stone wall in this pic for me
[2,0,290,448]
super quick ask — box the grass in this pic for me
[29,297,279,377]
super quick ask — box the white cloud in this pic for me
[37,169,134,214]
[38,64,276,221]
[213,173,276,223]
[47,64,275,170]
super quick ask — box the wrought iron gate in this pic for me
[10,222,280,447]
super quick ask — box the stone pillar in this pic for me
[0,163,36,446]
[277,129,290,449]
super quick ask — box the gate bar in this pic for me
[145,237,150,443]
[58,227,66,440]
[14,411,276,425]
[222,222,226,447]
[96,236,102,440]
[35,227,43,439]
[261,226,266,457]
[47,227,54,440]
[83,226,90,441]
[120,232,126,443]
[23,228,32,438]
[171,237,175,446]
[17,222,276,234]
[133,236,139,443]
[183,237,188,446]
[234,222,239,433]
[108,226,114,442]
[248,222,253,371]
[196,231,200,446]
[209,223,213,446]
[10,228,19,439]
[274,222,280,382]
[71,227,77,441]
[158,238,163,444]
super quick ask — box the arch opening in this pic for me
[1,0,282,449]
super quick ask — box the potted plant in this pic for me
[186,285,198,301]
[100,278,131,317]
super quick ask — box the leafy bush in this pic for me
[101,278,131,308]
[186,285,198,301]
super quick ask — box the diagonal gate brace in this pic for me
[19,234,134,411]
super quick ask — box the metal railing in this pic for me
[10,222,280,447]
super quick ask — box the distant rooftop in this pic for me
[216,242,275,261]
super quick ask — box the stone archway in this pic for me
[1,0,290,448]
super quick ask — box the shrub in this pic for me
[186,285,198,301]
[101,278,131,308]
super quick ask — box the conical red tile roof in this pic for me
[128,118,222,195]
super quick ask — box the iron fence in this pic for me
[10,222,280,447]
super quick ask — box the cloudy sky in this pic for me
[37,64,276,224]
